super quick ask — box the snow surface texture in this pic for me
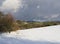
[0,25,60,44]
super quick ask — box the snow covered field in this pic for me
[0,25,60,44]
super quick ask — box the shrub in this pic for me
[0,12,19,33]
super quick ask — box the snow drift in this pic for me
[0,25,60,44]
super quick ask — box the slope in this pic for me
[0,25,60,44]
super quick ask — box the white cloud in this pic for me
[44,14,59,19]
[37,5,40,9]
[51,14,60,18]
[0,0,22,12]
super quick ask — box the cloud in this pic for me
[37,5,40,9]
[0,0,22,13]
[1,0,60,21]
[51,14,60,18]
[44,14,60,19]
[16,0,60,21]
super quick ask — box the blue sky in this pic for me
[0,0,60,21]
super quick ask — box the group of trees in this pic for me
[0,12,19,33]
[17,20,60,29]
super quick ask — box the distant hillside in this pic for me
[16,20,60,29]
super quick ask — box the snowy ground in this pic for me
[0,25,60,44]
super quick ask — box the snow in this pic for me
[0,25,60,44]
